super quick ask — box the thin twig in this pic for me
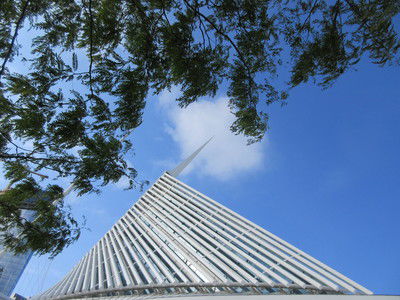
[27,170,49,179]
[0,131,32,152]
[344,0,391,56]
[298,0,320,33]
[88,0,94,98]
[0,153,77,163]
[162,8,172,26]
[182,0,256,97]
[182,0,249,70]
[0,0,30,79]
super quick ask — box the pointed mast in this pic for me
[168,137,213,177]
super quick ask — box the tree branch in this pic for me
[0,153,77,163]
[182,0,250,72]
[0,0,30,80]
[298,0,320,33]
[182,0,258,103]
[0,200,42,235]
[88,0,94,98]
[344,0,392,58]
[0,131,32,153]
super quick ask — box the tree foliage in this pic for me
[0,0,399,256]
[0,177,81,257]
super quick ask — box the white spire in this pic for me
[168,137,213,177]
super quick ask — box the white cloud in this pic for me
[158,88,266,180]
[114,176,131,190]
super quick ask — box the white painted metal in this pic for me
[100,238,113,288]
[125,209,176,283]
[40,294,397,300]
[152,182,290,285]
[89,245,97,290]
[34,172,372,299]
[135,204,212,283]
[65,259,85,295]
[168,138,212,177]
[130,208,192,283]
[108,228,134,286]
[104,233,123,287]
[134,202,217,283]
[153,181,303,287]
[139,195,234,283]
[163,173,372,294]
[158,177,324,288]
[81,248,93,291]
[114,222,153,284]
[96,242,104,290]
[74,249,90,292]
[121,213,164,283]
[148,190,261,284]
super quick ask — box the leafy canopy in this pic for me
[0,0,399,256]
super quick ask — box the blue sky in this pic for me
[13,59,400,296]
[1,31,397,294]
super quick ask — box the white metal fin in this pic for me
[168,137,213,177]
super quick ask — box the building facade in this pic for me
[0,210,34,297]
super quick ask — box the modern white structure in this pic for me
[33,142,374,300]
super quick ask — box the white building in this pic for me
[33,142,392,300]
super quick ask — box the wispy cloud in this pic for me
[114,176,131,190]
[158,88,266,180]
